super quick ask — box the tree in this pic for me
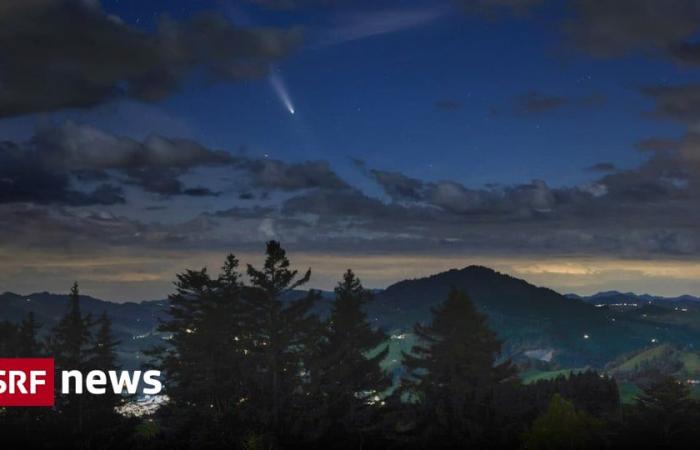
[400,288,515,448]
[47,282,93,441]
[88,312,123,413]
[49,282,93,370]
[244,240,322,443]
[86,312,137,450]
[312,270,391,448]
[18,312,42,356]
[152,254,251,449]
[524,394,603,450]
[620,376,700,449]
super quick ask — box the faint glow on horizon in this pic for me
[5,249,700,301]
[269,72,295,115]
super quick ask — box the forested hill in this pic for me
[4,265,700,368]
[0,291,166,368]
[372,266,700,366]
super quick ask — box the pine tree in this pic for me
[18,312,42,356]
[89,312,122,411]
[400,288,515,448]
[245,240,322,441]
[312,269,391,447]
[84,312,137,450]
[621,376,700,449]
[49,282,93,370]
[152,254,251,448]
[46,282,94,446]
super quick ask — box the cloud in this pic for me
[4,136,700,270]
[368,169,558,217]
[32,122,234,171]
[0,141,126,206]
[642,83,700,123]
[636,137,681,153]
[0,122,233,203]
[564,0,700,58]
[237,159,350,191]
[0,122,356,204]
[314,6,446,47]
[0,0,303,118]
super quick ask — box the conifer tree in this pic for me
[50,282,93,370]
[245,240,322,440]
[621,376,700,449]
[89,312,122,412]
[400,288,515,448]
[152,254,251,448]
[18,311,42,356]
[85,312,137,450]
[312,269,391,447]
[47,282,94,446]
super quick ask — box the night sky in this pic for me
[2,0,700,300]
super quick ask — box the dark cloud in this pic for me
[0,123,232,203]
[283,188,396,218]
[669,41,700,65]
[0,1,303,118]
[369,169,558,217]
[0,141,125,206]
[636,137,681,153]
[4,139,700,259]
[32,123,234,171]
[642,84,700,123]
[370,170,424,201]
[0,122,355,204]
[564,0,700,58]
[237,159,350,191]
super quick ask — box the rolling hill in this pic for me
[4,265,700,369]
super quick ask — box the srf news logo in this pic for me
[0,358,54,406]
[0,358,162,407]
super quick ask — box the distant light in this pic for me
[651,338,658,343]
[583,334,590,340]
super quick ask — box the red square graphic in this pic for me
[0,358,55,407]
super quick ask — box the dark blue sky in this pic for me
[101,0,686,187]
[2,0,700,300]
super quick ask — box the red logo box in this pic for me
[0,358,54,406]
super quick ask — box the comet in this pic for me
[269,72,295,115]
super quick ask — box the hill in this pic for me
[0,291,166,369]
[4,266,700,369]
[372,266,700,366]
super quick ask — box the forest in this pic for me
[1,241,700,450]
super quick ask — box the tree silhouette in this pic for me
[311,269,391,448]
[18,312,42,356]
[524,394,603,450]
[621,376,700,449]
[151,254,252,448]
[244,240,322,444]
[400,288,515,448]
[47,282,94,443]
